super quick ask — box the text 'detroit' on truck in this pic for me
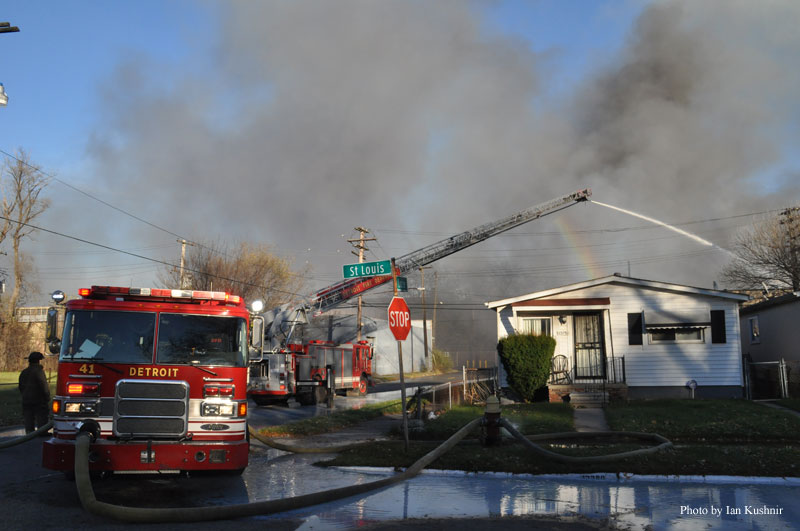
[42,286,251,475]
[247,189,592,406]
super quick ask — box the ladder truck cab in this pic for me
[42,286,251,475]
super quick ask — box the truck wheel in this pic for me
[251,395,270,406]
[358,375,368,396]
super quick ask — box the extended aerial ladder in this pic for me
[247,188,591,404]
[310,188,592,314]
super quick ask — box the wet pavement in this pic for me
[2,392,800,529]
[241,438,800,530]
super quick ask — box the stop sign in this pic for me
[388,296,411,341]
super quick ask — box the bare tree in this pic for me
[721,209,800,290]
[1,149,50,315]
[159,240,309,309]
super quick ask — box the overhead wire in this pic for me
[0,214,307,299]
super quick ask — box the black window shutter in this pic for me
[710,310,726,344]
[628,312,643,345]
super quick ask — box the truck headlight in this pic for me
[64,401,99,415]
[202,402,235,417]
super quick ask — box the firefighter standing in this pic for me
[18,351,50,434]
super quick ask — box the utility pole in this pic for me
[348,227,376,341]
[177,239,196,289]
[431,270,438,350]
[419,266,432,365]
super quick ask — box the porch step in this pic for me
[568,391,608,408]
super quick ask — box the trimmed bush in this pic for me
[497,333,555,402]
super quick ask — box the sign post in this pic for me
[389,258,411,451]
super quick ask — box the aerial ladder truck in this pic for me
[247,189,592,405]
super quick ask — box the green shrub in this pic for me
[497,333,555,402]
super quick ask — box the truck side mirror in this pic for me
[48,340,61,355]
[45,307,60,343]
[250,316,264,349]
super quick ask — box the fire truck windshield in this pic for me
[156,314,247,367]
[59,310,247,367]
[60,310,155,363]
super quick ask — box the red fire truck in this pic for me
[247,326,373,406]
[42,286,250,475]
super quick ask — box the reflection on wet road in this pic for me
[238,443,800,530]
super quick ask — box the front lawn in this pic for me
[0,371,57,427]
[410,403,574,440]
[605,399,800,442]
[321,398,800,477]
[257,400,403,437]
[777,398,800,413]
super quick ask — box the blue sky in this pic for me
[1,1,798,305]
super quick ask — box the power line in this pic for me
[0,214,306,299]
[372,208,785,238]
[0,148,195,242]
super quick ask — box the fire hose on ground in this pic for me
[0,421,53,449]
[73,417,483,523]
[1,404,673,524]
[498,418,673,463]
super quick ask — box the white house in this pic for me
[486,274,750,400]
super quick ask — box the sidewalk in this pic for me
[572,407,610,432]
[753,400,800,420]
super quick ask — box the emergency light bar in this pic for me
[79,286,242,304]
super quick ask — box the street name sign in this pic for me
[343,259,392,279]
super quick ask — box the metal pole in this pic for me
[448,381,452,410]
[420,267,429,365]
[398,339,409,451]
[392,257,409,451]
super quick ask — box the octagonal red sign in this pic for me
[388,296,411,341]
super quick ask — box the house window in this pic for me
[749,317,760,344]
[649,328,704,344]
[521,317,552,336]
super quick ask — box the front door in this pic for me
[573,313,605,379]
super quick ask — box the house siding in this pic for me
[740,300,800,363]
[494,281,744,391]
[547,283,742,388]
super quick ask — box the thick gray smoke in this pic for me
[38,1,800,359]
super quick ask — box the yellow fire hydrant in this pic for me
[482,395,502,446]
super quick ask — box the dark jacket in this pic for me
[18,364,50,405]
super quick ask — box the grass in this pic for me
[321,399,800,478]
[408,403,574,440]
[605,399,800,442]
[0,371,57,427]
[257,400,403,437]
[777,398,800,413]
[322,440,800,477]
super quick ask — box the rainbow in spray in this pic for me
[553,216,605,278]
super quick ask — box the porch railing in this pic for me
[549,356,625,385]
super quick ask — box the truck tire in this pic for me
[358,375,368,396]
[251,395,271,406]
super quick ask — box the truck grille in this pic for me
[114,380,189,439]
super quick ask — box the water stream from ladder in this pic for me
[591,200,737,258]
